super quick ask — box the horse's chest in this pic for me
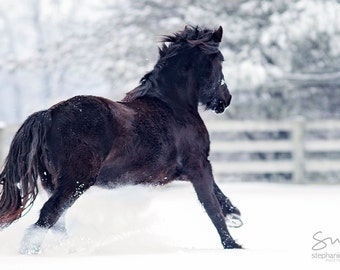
[174,125,210,155]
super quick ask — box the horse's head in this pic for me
[125,26,231,114]
[189,26,232,114]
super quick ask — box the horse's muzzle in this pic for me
[212,95,232,114]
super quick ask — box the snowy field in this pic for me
[1,182,340,269]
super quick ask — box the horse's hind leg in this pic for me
[51,212,67,234]
[38,167,68,236]
[213,182,243,228]
[38,167,67,234]
[20,144,102,254]
[20,170,98,254]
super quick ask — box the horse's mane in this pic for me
[123,26,221,102]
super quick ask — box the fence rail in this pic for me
[206,119,340,183]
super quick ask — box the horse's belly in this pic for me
[95,161,183,188]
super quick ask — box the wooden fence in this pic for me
[206,119,340,183]
[1,119,340,183]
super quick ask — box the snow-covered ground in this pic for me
[1,182,340,269]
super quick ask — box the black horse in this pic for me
[0,26,242,254]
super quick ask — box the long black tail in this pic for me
[0,110,51,228]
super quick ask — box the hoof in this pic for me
[19,225,46,255]
[227,205,241,216]
[19,244,41,255]
[223,241,243,249]
[225,213,243,228]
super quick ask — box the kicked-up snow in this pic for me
[1,182,340,269]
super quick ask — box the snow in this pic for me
[1,182,339,269]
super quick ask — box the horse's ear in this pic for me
[212,26,223,43]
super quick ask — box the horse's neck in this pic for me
[154,86,198,113]
[153,68,199,112]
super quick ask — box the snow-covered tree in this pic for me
[0,0,339,123]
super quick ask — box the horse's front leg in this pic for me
[190,162,242,249]
[213,182,243,228]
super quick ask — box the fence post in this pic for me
[292,118,305,184]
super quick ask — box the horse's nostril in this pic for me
[214,100,227,114]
